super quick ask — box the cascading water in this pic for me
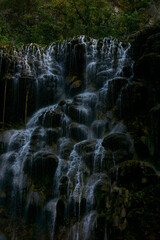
[0,36,134,240]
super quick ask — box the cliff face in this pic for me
[0,29,160,240]
[129,24,160,166]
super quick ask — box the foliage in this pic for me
[0,0,157,44]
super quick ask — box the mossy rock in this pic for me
[24,151,58,187]
[69,122,88,141]
[58,138,75,160]
[102,133,134,163]
[109,160,159,190]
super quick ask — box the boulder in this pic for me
[135,53,160,86]
[122,65,132,78]
[150,104,160,164]
[109,160,159,190]
[39,105,62,128]
[103,133,133,152]
[0,130,15,154]
[102,133,134,163]
[58,138,75,160]
[106,77,128,110]
[66,103,93,125]
[59,176,69,195]
[29,127,46,152]
[8,130,30,152]
[24,151,58,181]
[69,80,83,96]
[76,139,97,154]
[73,92,98,109]
[91,120,107,138]
[118,82,147,120]
[46,128,59,145]
[69,122,88,141]
[76,140,100,171]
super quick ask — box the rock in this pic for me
[69,122,88,141]
[39,105,62,128]
[122,65,132,78]
[65,42,86,79]
[0,130,15,153]
[7,152,17,164]
[146,32,160,53]
[135,53,160,85]
[0,234,7,240]
[76,139,96,169]
[58,138,75,160]
[29,127,46,152]
[91,120,107,138]
[102,133,134,162]
[102,132,134,167]
[66,102,93,125]
[118,82,147,120]
[73,92,98,109]
[94,174,110,210]
[46,128,59,145]
[134,140,150,159]
[8,130,29,152]
[132,25,160,60]
[24,151,58,181]
[150,104,160,164]
[76,139,97,154]
[109,160,159,190]
[25,191,43,223]
[106,77,128,110]
[59,176,69,195]
[69,80,83,96]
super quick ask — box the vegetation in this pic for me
[0,0,159,44]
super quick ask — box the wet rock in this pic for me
[102,133,134,162]
[8,131,28,152]
[76,140,96,169]
[46,128,58,145]
[0,130,14,154]
[65,41,86,80]
[135,53,160,85]
[73,92,98,109]
[58,138,75,160]
[91,120,107,138]
[146,32,160,53]
[106,77,128,110]
[69,122,88,141]
[122,65,132,78]
[24,151,58,181]
[30,127,46,152]
[76,139,97,154]
[7,152,17,164]
[94,175,110,211]
[25,191,43,224]
[118,82,147,120]
[55,198,66,232]
[66,102,93,125]
[0,169,14,205]
[0,234,7,240]
[109,160,159,190]
[39,106,62,128]
[110,122,127,134]
[59,176,69,195]
[69,80,83,96]
[134,140,150,159]
[150,104,160,164]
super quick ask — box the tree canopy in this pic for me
[0,0,159,45]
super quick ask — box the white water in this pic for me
[0,36,133,240]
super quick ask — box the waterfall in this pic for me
[0,36,134,240]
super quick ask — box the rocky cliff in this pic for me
[0,28,160,240]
